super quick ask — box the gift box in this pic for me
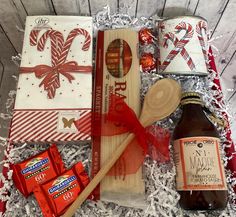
[9,16,93,144]
[1,8,236,216]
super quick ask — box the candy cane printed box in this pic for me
[9,16,92,144]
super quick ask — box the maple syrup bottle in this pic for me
[173,92,228,210]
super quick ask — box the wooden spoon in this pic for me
[63,78,181,217]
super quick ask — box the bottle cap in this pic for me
[181,92,203,106]
[181,91,201,100]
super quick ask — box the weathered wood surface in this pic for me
[52,0,81,15]
[0,24,18,161]
[90,0,117,15]
[212,0,236,74]
[162,0,198,17]
[0,0,235,144]
[0,23,18,134]
[136,0,165,17]
[0,0,25,52]
[21,0,55,15]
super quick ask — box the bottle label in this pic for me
[174,137,227,191]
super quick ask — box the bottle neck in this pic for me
[181,103,206,120]
[174,101,219,139]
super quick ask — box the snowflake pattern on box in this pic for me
[9,16,93,144]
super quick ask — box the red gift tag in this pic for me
[33,162,89,217]
[11,144,65,197]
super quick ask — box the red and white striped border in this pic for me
[9,109,91,143]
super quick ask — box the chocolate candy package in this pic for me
[11,144,65,197]
[33,162,89,217]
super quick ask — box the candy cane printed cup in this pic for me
[157,16,209,75]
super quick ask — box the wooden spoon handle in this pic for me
[63,133,135,217]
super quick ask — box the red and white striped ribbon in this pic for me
[9,110,91,143]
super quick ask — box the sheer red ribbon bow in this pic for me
[75,94,170,177]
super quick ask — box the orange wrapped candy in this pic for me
[139,28,154,45]
[140,53,156,72]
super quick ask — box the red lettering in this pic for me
[114,81,127,101]
[114,81,126,92]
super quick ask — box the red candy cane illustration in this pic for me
[57,28,91,65]
[35,30,65,98]
[163,32,196,70]
[160,22,194,72]
[157,21,165,67]
[196,21,208,68]
[24,27,92,99]
[159,21,165,33]
[29,26,52,46]
[37,30,64,66]
[30,29,40,46]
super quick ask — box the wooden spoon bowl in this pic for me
[140,78,181,126]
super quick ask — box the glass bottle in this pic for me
[173,92,228,210]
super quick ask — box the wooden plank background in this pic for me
[0,0,235,142]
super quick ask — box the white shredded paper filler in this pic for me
[0,6,236,217]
